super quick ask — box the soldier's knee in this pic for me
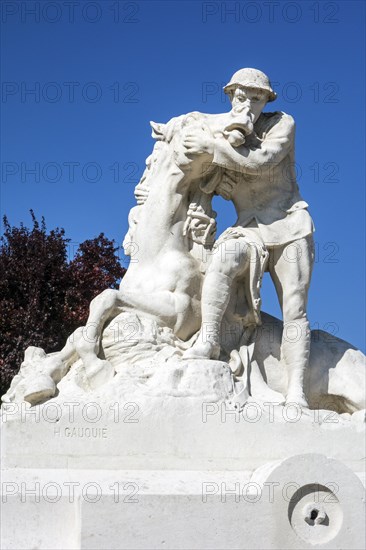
[211,238,249,277]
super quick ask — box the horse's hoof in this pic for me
[23,374,56,405]
[42,354,66,378]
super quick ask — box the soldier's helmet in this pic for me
[223,68,277,102]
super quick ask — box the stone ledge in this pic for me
[1,455,365,550]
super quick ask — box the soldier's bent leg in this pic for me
[268,235,315,407]
[184,237,250,359]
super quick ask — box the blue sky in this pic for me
[1,0,365,350]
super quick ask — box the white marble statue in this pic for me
[183,68,314,407]
[2,69,365,415]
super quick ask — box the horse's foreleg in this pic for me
[18,290,122,405]
[74,289,121,361]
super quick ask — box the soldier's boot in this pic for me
[183,272,233,360]
[282,319,311,408]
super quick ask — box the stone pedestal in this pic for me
[1,397,365,549]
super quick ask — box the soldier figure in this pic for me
[183,68,315,407]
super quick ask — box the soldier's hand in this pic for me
[183,127,214,156]
[222,227,245,239]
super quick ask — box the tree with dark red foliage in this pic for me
[64,234,127,333]
[0,212,126,396]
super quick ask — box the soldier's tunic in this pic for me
[212,110,314,247]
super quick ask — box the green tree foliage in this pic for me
[0,211,126,396]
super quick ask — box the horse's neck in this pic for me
[129,116,211,260]
[133,148,191,258]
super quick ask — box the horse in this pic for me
[3,109,254,404]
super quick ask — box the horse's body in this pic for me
[119,115,208,339]
[119,110,251,339]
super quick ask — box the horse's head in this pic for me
[149,114,211,176]
[150,114,188,143]
[131,116,194,221]
[133,120,175,196]
[150,121,167,141]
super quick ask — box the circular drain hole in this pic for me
[310,509,318,521]
[288,483,343,545]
